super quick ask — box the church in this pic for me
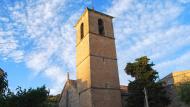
[59,8,128,107]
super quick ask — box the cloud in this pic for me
[0,17,9,22]
[26,52,49,72]
[156,51,190,77]
[44,66,67,94]
[106,0,190,84]
[107,0,133,16]
[0,0,190,94]
[22,0,79,94]
[0,30,24,62]
[0,0,80,94]
[178,0,190,3]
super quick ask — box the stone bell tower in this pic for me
[75,8,122,107]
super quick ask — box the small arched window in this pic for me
[80,23,84,39]
[98,19,105,35]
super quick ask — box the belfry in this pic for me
[75,8,122,107]
[59,8,127,107]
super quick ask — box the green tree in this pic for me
[0,68,8,107]
[125,56,170,107]
[177,82,190,106]
[5,86,49,107]
[0,68,50,107]
[0,68,8,95]
[47,94,60,107]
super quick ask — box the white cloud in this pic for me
[0,30,24,62]
[21,0,77,94]
[178,0,190,3]
[9,50,24,63]
[156,51,190,78]
[26,52,49,72]
[44,66,67,94]
[0,17,9,22]
[106,0,190,85]
[1,0,190,94]
[0,0,77,94]
[107,0,133,16]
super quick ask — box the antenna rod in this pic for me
[67,72,70,80]
[92,0,94,10]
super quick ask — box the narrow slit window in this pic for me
[80,23,84,39]
[98,19,105,35]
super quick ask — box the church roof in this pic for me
[58,80,77,102]
[87,8,114,18]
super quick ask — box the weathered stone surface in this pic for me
[59,8,126,107]
[76,59,91,93]
[79,89,92,107]
[91,88,122,107]
[59,80,79,107]
[89,33,117,59]
[75,8,122,107]
[88,9,114,38]
[90,56,120,89]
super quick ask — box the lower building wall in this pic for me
[79,88,122,107]
[59,88,79,107]
[79,89,93,107]
[91,88,122,107]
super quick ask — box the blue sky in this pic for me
[0,0,190,94]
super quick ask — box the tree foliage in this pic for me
[0,86,49,107]
[0,68,52,107]
[47,94,60,107]
[125,56,170,107]
[177,82,190,106]
[0,68,8,95]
